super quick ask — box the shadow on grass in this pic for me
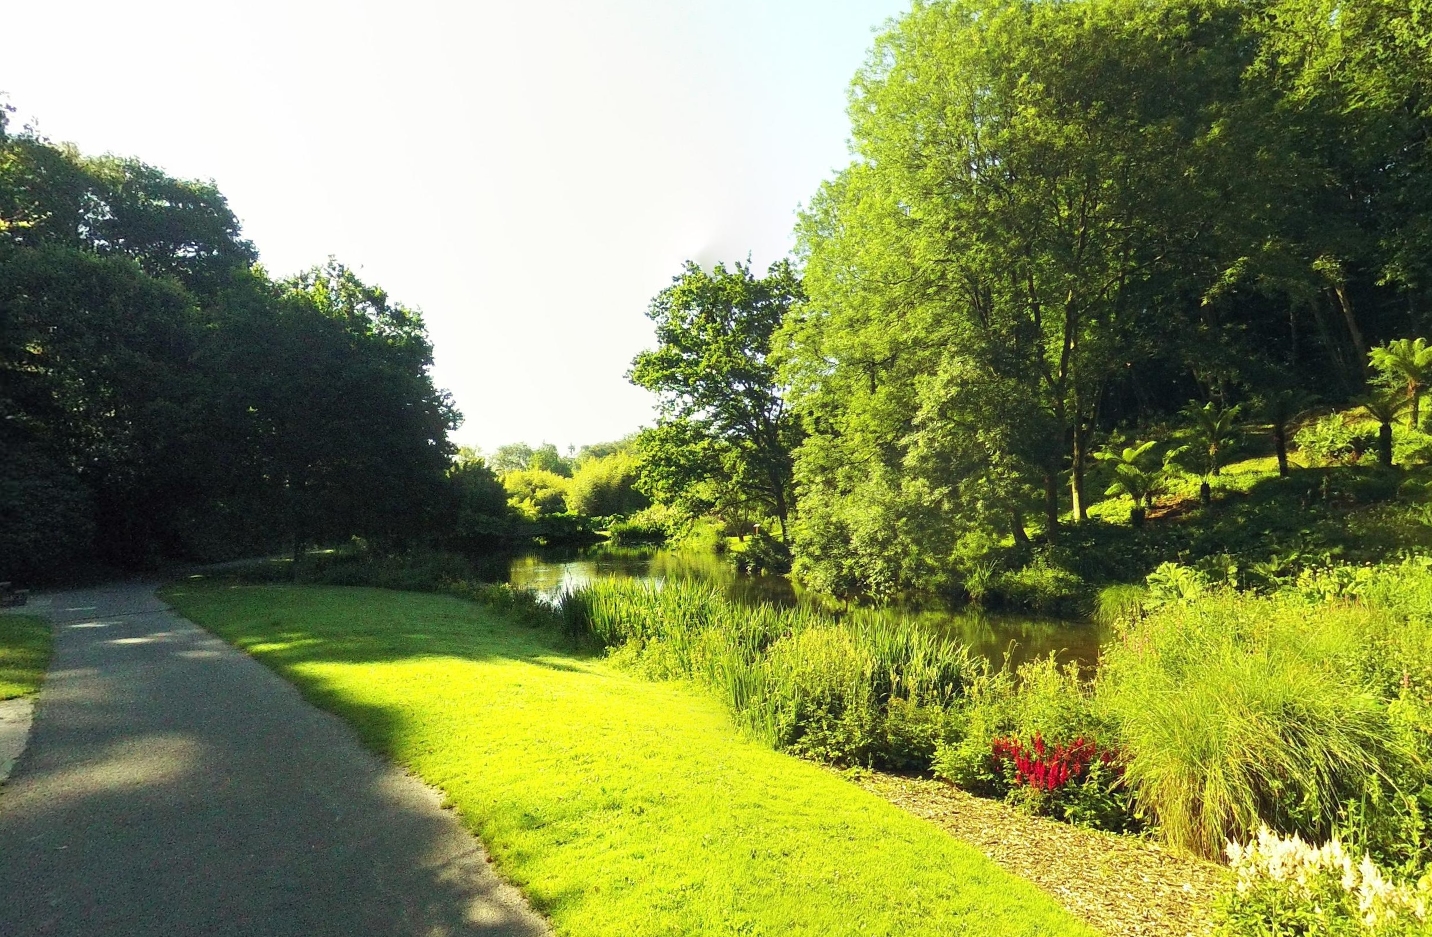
[1,581,546,936]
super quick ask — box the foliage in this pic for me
[778,0,1432,598]
[164,582,1096,937]
[1215,827,1432,937]
[932,655,1135,831]
[630,260,803,538]
[0,123,456,578]
[447,452,522,548]
[0,614,51,700]
[501,468,569,518]
[606,504,680,546]
[1298,414,1379,466]
[1097,585,1427,863]
[1371,338,1432,430]
[565,448,647,517]
[992,560,1087,617]
[558,578,978,769]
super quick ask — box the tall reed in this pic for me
[1097,591,1415,860]
[559,579,979,766]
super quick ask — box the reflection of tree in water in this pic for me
[502,546,1103,670]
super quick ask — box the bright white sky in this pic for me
[2,0,905,453]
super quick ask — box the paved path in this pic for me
[0,582,548,937]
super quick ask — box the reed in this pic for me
[558,579,979,766]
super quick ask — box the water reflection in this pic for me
[498,545,1105,670]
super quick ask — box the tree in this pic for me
[1359,391,1406,469]
[1369,338,1432,429]
[630,259,802,538]
[1094,441,1171,527]
[566,448,647,517]
[1183,401,1242,505]
[1253,389,1316,478]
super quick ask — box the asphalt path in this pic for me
[0,582,548,937]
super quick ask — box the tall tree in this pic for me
[630,259,803,538]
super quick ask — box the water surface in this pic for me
[494,546,1107,670]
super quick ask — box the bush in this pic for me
[558,578,978,768]
[607,504,679,545]
[502,468,570,517]
[932,655,1136,831]
[993,559,1088,616]
[1098,589,1419,860]
[1297,414,1378,466]
[1215,827,1432,936]
[0,445,94,582]
[567,450,648,517]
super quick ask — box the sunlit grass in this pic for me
[0,614,51,700]
[163,582,1095,937]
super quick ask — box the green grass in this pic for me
[0,614,52,700]
[163,582,1096,937]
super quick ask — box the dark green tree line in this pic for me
[0,110,458,579]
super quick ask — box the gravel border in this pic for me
[852,771,1228,937]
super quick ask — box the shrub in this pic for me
[993,559,1087,616]
[1097,591,1416,859]
[558,578,978,768]
[607,504,677,545]
[933,655,1135,831]
[1215,827,1432,936]
[1094,583,1148,627]
[567,450,648,517]
[1297,414,1378,466]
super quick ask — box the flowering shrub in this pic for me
[1216,826,1432,936]
[986,733,1138,831]
[991,734,1109,793]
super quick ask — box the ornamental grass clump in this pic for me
[1098,590,1413,860]
[558,578,979,767]
[1216,826,1432,936]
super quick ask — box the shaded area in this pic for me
[165,582,1100,937]
[0,583,546,937]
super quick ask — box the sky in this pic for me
[1,0,906,453]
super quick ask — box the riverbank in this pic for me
[164,581,1094,937]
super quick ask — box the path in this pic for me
[854,771,1227,937]
[0,582,548,937]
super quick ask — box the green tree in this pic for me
[1183,401,1242,505]
[1369,338,1432,429]
[567,448,648,517]
[630,260,802,538]
[1358,390,1406,469]
[1253,389,1316,478]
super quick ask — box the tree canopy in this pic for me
[0,117,457,578]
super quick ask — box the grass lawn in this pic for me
[0,614,52,700]
[163,582,1096,937]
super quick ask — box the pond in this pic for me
[491,546,1108,671]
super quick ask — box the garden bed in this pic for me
[853,770,1227,937]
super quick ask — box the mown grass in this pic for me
[163,582,1096,937]
[0,614,52,700]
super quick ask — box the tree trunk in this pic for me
[1379,420,1394,468]
[1011,507,1031,547]
[1130,505,1145,528]
[1332,283,1368,370]
[1200,479,1212,507]
[1043,472,1060,536]
[1274,425,1289,477]
[1410,384,1421,430]
[1069,423,1088,522]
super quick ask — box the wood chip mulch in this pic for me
[851,770,1229,937]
